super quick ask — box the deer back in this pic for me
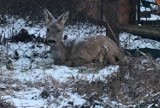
[69,36,122,66]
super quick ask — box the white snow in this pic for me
[0,17,46,38]
[140,0,160,21]
[120,32,160,49]
[3,88,45,108]
[141,14,160,21]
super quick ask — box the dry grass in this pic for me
[68,56,160,107]
[106,56,160,105]
[0,98,16,108]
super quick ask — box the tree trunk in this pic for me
[104,0,119,45]
[119,24,160,41]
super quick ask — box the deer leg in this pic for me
[106,55,116,65]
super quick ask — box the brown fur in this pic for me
[44,9,122,67]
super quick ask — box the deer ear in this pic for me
[44,9,56,25]
[57,11,69,24]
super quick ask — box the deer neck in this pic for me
[58,41,69,56]
[50,41,69,63]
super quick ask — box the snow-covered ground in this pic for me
[141,14,160,21]
[0,17,46,38]
[0,33,159,108]
[0,41,120,108]
[0,13,160,108]
[0,18,120,107]
[120,32,160,50]
[140,0,160,21]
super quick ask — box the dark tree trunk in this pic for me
[119,24,160,41]
[104,0,120,45]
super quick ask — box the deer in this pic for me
[44,9,122,67]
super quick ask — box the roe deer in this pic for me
[44,9,122,67]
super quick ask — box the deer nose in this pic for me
[46,39,57,45]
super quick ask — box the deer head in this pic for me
[44,9,69,46]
